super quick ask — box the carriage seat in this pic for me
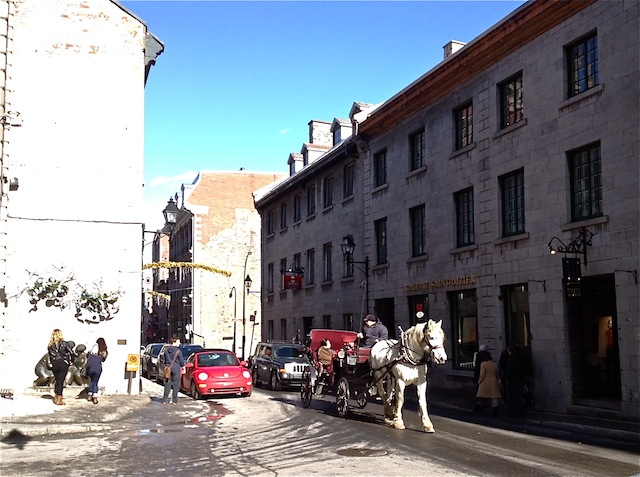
[356,347,370,364]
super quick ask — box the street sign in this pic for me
[126,353,140,372]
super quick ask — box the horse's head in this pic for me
[424,319,447,365]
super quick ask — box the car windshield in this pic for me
[180,345,203,359]
[150,344,163,357]
[274,346,305,358]
[197,352,239,367]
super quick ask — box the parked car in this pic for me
[156,343,203,383]
[180,349,252,399]
[141,343,164,379]
[250,342,308,390]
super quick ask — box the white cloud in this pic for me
[143,170,198,232]
[148,170,198,189]
[279,128,289,135]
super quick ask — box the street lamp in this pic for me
[162,197,180,232]
[548,228,594,259]
[241,251,252,360]
[229,287,237,355]
[548,228,594,298]
[341,234,369,314]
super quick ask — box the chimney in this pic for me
[443,40,466,59]
[308,120,332,146]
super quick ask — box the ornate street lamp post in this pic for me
[241,251,252,360]
[229,287,237,355]
[341,234,369,314]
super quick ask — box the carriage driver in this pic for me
[358,314,389,347]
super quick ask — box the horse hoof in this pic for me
[393,421,406,430]
[423,427,435,433]
[384,418,394,427]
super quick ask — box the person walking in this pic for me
[86,337,108,404]
[505,343,529,417]
[47,329,76,405]
[358,314,389,347]
[162,336,185,404]
[472,344,491,407]
[474,352,502,416]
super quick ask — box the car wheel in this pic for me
[190,381,201,400]
[252,368,260,388]
[269,371,280,391]
[241,389,252,398]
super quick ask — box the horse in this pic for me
[369,319,447,433]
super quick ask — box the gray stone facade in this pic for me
[255,0,639,419]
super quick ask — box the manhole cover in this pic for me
[336,448,388,457]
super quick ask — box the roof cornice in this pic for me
[360,0,596,137]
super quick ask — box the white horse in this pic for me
[369,319,447,433]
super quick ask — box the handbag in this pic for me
[164,349,179,379]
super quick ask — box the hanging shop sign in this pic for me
[284,272,302,291]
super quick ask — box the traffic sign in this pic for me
[126,353,140,372]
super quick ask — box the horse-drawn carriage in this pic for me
[300,329,375,417]
[300,320,448,433]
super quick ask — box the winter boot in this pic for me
[492,406,499,417]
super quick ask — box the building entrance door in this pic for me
[569,274,621,401]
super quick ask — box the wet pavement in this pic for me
[1,379,638,454]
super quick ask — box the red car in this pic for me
[181,349,252,399]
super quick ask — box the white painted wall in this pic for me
[1,0,149,394]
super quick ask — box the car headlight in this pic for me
[337,349,345,359]
[242,370,251,379]
[197,372,209,380]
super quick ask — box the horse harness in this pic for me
[369,326,438,385]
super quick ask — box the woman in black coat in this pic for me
[47,329,76,405]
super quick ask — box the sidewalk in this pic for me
[0,380,208,438]
[423,388,640,450]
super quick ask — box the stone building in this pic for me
[148,171,285,360]
[0,0,162,394]
[255,0,639,419]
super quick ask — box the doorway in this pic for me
[568,274,621,401]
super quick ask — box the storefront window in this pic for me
[449,289,477,369]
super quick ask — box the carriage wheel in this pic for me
[356,393,368,409]
[301,368,312,408]
[336,377,350,418]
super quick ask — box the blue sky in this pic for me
[120,0,525,230]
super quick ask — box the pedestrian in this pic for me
[473,344,491,389]
[473,344,491,406]
[474,351,502,416]
[86,337,108,404]
[47,329,76,405]
[505,343,529,417]
[162,336,185,404]
[358,314,389,347]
